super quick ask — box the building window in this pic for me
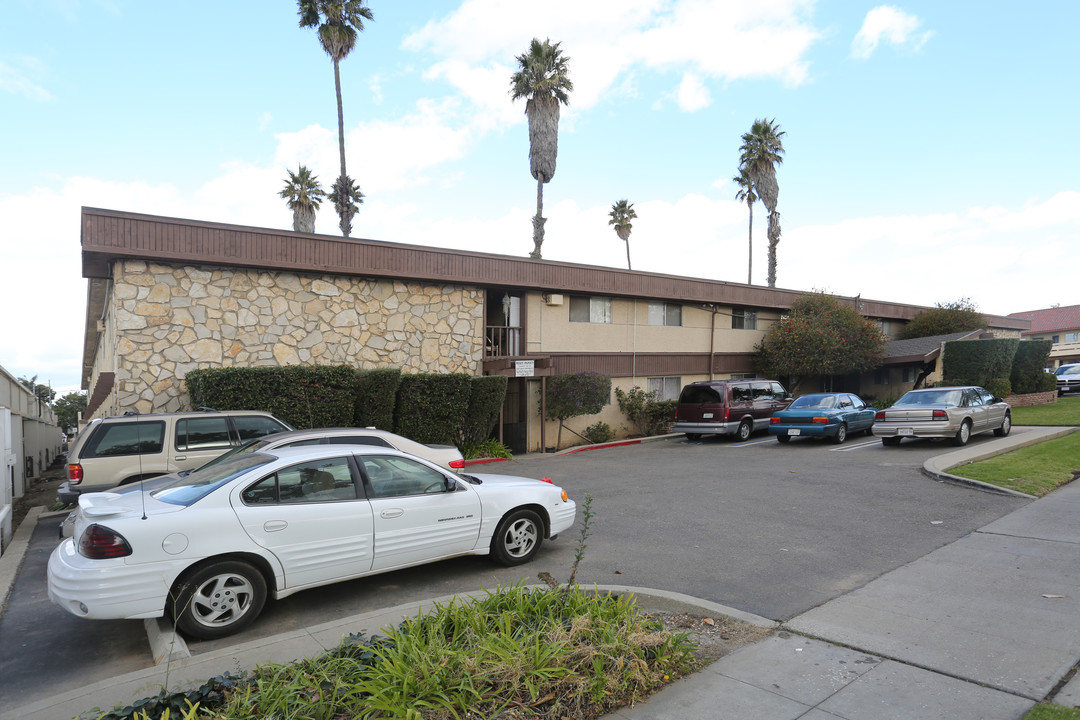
[648,376,681,401]
[874,368,889,385]
[570,296,612,324]
[1053,335,1060,343]
[648,302,682,327]
[730,373,755,379]
[732,309,757,330]
[876,319,893,336]
[1067,333,1080,343]
[902,367,916,383]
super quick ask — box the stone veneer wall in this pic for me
[110,260,484,414]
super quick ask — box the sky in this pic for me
[2,0,1078,396]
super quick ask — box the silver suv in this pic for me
[60,409,292,503]
[1055,364,1080,396]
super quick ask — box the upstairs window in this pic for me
[570,296,612,324]
[732,309,757,330]
[648,302,682,327]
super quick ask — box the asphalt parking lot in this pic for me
[0,431,1031,709]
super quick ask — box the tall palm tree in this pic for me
[608,199,637,270]
[510,38,573,259]
[329,174,365,230]
[279,165,327,233]
[298,0,373,238]
[733,166,757,284]
[738,118,786,287]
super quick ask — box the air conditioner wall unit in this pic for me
[545,294,564,306]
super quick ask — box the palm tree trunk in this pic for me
[531,175,545,258]
[624,237,632,270]
[333,57,351,238]
[746,197,753,284]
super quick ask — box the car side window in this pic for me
[838,396,853,409]
[770,382,786,398]
[731,384,752,402]
[849,395,865,409]
[175,417,232,452]
[964,390,980,407]
[242,456,357,505]
[751,382,772,400]
[233,415,291,442]
[360,455,449,498]
[85,421,166,457]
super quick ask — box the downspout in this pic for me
[709,305,718,380]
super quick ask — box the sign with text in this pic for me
[515,360,535,377]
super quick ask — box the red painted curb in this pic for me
[461,457,512,466]
[563,439,642,454]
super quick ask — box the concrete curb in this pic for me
[921,426,1078,497]
[0,506,44,617]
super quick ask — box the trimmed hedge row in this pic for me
[185,365,506,448]
[942,338,1055,397]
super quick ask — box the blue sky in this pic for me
[2,0,1078,394]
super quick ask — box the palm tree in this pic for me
[298,0,373,238]
[329,174,365,231]
[608,199,637,270]
[279,165,327,233]
[510,38,573,259]
[738,118,786,287]
[733,166,756,284]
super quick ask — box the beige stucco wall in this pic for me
[94,260,484,417]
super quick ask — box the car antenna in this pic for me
[135,412,148,520]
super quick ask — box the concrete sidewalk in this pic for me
[5,427,1080,720]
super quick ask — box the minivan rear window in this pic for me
[679,386,723,404]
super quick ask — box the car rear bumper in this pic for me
[47,540,176,621]
[872,422,961,439]
[768,424,836,438]
[672,421,738,436]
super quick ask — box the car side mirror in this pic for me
[446,476,457,492]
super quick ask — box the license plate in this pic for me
[898,428,914,436]
[788,429,801,436]
[703,413,713,419]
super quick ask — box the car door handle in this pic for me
[263,520,288,532]
[380,509,404,519]
[174,455,186,462]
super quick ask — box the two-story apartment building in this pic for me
[1008,305,1080,369]
[79,208,1028,452]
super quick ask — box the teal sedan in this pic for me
[768,393,877,444]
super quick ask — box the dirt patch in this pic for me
[644,610,773,666]
[12,460,69,530]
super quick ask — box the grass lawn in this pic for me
[1025,704,1080,720]
[950,431,1080,496]
[1012,396,1080,426]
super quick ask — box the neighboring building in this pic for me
[79,207,1030,453]
[866,330,985,398]
[0,363,62,552]
[1007,305,1080,368]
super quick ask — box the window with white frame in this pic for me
[569,296,613,323]
[648,302,682,327]
[731,308,757,330]
[647,376,681,401]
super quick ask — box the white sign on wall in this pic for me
[515,360,534,377]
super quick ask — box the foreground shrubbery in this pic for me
[103,585,696,720]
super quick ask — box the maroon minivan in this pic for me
[673,379,793,441]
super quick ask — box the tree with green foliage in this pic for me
[897,298,985,340]
[738,118,785,287]
[279,165,326,233]
[53,391,88,431]
[298,0,373,237]
[608,199,637,269]
[510,37,573,259]
[18,375,55,406]
[543,371,610,449]
[754,293,885,393]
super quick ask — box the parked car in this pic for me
[768,393,876,444]
[59,427,467,538]
[673,379,793,441]
[1055,364,1080,396]
[872,386,1011,447]
[48,445,576,640]
[60,410,294,503]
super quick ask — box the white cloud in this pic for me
[677,73,711,111]
[0,58,53,101]
[851,6,933,60]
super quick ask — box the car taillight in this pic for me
[770,417,780,424]
[78,524,132,559]
[932,410,948,419]
[448,459,465,470]
[875,411,885,420]
[812,417,829,424]
[541,476,553,484]
[67,463,83,484]
[722,408,730,421]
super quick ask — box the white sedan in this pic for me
[48,445,577,640]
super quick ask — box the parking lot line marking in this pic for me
[831,440,879,452]
[731,439,775,448]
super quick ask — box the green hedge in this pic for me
[942,338,1019,387]
[1010,340,1053,394]
[462,375,508,447]
[394,373,473,445]
[353,367,402,429]
[185,365,357,429]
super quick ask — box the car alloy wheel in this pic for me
[173,560,267,640]
[491,509,543,566]
[952,420,972,447]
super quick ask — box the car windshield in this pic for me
[153,454,274,506]
[895,389,963,407]
[789,395,835,409]
[1057,366,1080,376]
[191,437,275,473]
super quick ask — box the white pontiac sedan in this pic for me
[48,446,577,640]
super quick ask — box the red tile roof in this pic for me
[1008,305,1080,335]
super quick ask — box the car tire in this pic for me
[776,434,791,444]
[882,437,902,447]
[685,433,701,441]
[994,413,1012,437]
[172,560,267,640]
[952,420,972,447]
[734,420,753,442]
[491,509,544,566]
[831,424,848,445]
